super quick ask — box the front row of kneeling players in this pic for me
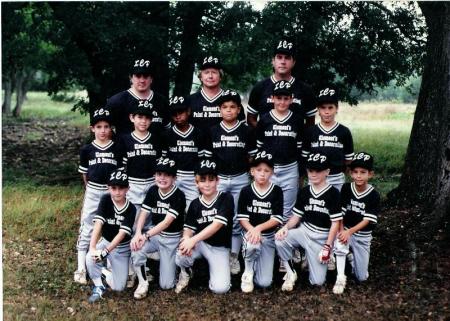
[83,150,379,302]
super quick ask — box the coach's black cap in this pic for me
[218,90,242,108]
[305,153,330,171]
[131,58,153,76]
[317,87,339,105]
[90,108,112,126]
[195,159,218,176]
[274,39,295,57]
[133,99,153,116]
[108,170,129,187]
[251,151,274,169]
[349,152,374,171]
[199,56,222,70]
[272,80,293,96]
[169,95,189,114]
[155,157,177,176]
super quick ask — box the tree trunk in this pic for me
[12,70,34,117]
[2,76,13,115]
[173,3,210,96]
[389,2,450,229]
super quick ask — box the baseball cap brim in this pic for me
[349,160,373,171]
[195,167,218,176]
[251,158,274,169]
[90,116,112,126]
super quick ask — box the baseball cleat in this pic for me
[73,269,87,285]
[281,271,297,292]
[240,271,254,293]
[333,275,347,294]
[88,285,106,303]
[175,270,190,294]
[230,254,241,275]
[134,281,149,299]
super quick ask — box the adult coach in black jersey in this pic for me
[247,40,316,129]
[106,58,169,136]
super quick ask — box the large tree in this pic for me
[389,2,450,232]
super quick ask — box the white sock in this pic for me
[244,259,254,274]
[128,260,134,276]
[336,255,346,278]
[92,277,103,287]
[77,250,87,271]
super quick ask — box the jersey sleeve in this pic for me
[340,183,351,215]
[236,189,249,221]
[213,193,234,226]
[120,204,136,236]
[302,83,317,118]
[168,191,186,220]
[184,202,199,232]
[255,119,265,150]
[141,188,154,213]
[203,128,213,158]
[329,188,343,222]
[93,195,108,224]
[197,127,209,158]
[301,126,312,160]
[160,129,169,157]
[343,127,354,161]
[270,186,284,224]
[247,82,263,116]
[364,190,380,224]
[292,189,306,218]
[246,126,258,157]
[78,145,89,174]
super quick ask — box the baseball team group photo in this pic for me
[2,2,449,321]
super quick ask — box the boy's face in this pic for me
[171,109,190,127]
[220,101,240,123]
[91,120,112,141]
[131,73,152,93]
[109,185,129,203]
[272,53,295,76]
[250,163,273,185]
[350,167,374,187]
[155,172,176,191]
[199,68,221,89]
[272,94,293,113]
[318,103,338,124]
[307,168,330,185]
[130,113,151,132]
[195,174,219,197]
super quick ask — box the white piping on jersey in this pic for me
[269,110,293,124]
[218,172,248,179]
[199,191,221,208]
[158,184,178,200]
[87,181,108,190]
[131,131,151,143]
[219,120,243,133]
[92,140,113,151]
[270,75,295,84]
[173,124,194,138]
[350,182,374,199]
[128,176,155,184]
[310,184,332,198]
[306,108,318,117]
[200,88,223,103]
[318,122,339,134]
[112,199,130,214]
[127,89,154,101]
[274,161,297,170]
[303,222,330,235]
[251,182,275,199]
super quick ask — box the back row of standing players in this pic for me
[75,39,380,302]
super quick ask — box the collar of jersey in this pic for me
[113,199,130,214]
[200,88,223,103]
[131,131,151,143]
[269,110,293,123]
[128,89,154,101]
[199,191,221,208]
[310,184,332,198]
[251,182,274,199]
[220,120,242,133]
[351,182,374,199]
[173,124,193,137]
[92,140,113,150]
[318,122,339,134]
[158,185,177,200]
[270,75,295,84]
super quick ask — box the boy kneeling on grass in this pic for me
[86,170,136,303]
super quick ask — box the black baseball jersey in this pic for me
[93,195,136,245]
[106,89,169,136]
[247,76,316,121]
[184,192,234,248]
[163,125,207,176]
[340,182,380,236]
[302,123,354,175]
[186,88,245,132]
[141,185,186,237]
[205,121,257,175]
[237,183,283,236]
[256,110,302,165]
[78,141,123,189]
[120,131,164,183]
[293,184,342,234]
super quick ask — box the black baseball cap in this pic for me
[108,170,129,187]
[218,90,242,108]
[272,80,293,96]
[155,157,177,176]
[131,58,153,76]
[132,99,153,116]
[90,108,112,126]
[199,55,222,70]
[349,152,374,171]
[251,151,274,169]
[169,95,189,114]
[305,153,330,171]
[317,87,339,105]
[195,159,218,176]
[274,39,295,57]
